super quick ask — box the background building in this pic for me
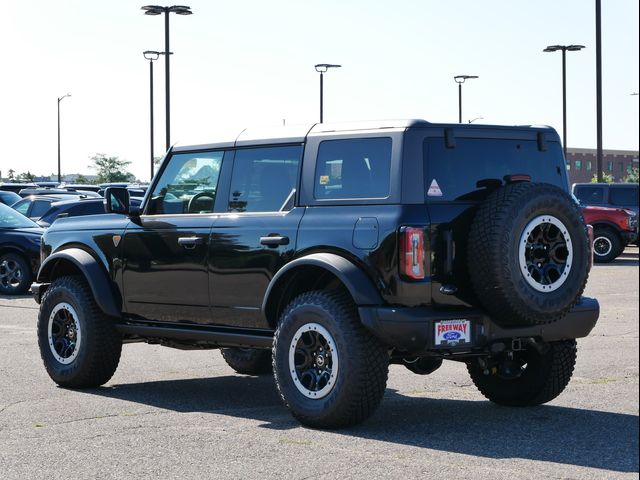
[566,148,639,184]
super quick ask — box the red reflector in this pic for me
[400,227,425,280]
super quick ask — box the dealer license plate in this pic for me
[434,319,471,347]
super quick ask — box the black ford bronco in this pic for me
[33,120,599,428]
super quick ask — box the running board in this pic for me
[115,323,274,349]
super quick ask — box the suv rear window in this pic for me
[314,137,392,200]
[609,186,639,207]
[424,138,566,201]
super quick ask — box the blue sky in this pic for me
[1,0,638,181]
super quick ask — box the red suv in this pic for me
[581,205,637,262]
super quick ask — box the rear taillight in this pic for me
[400,226,426,280]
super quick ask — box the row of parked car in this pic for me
[0,179,637,297]
[0,182,147,295]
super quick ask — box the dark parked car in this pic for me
[58,184,102,193]
[0,182,37,194]
[97,183,148,197]
[12,195,89,220]
[0,203,43,295]
[37,197,143,227]
[0,190,21,206]
[17,187,100,198]
[33,120,598,428]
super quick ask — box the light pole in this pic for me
[141,5,192,151]
[453,75,478,123]
[468,117,484,124]
[57,94,71,184]
[543,44,585,158]
[143,50,160,181]
[595,0,603,182]
[314,64,341,123]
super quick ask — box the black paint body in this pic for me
[36,121,599,354]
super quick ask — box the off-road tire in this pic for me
[273,290,389,429]
[467,340,577,406]
[468,182,590,326]
[0,252,32,295]
[37,275,122,388]
[592,227,623,263]
[221,348,272,375]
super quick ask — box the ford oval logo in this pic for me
[443,331,461,341]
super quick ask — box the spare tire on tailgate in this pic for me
[468,182,589,327]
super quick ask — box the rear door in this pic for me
[208,145,303,329]
[121,150,226,324]
[422,130,568,307]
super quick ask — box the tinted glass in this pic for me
[314,137,392,200]
[13,200,30,215]
[574,186,605,204]
[30,200,52,218]
[424,138,566,201]
[228,146,302,212]
[609,187,639,207]
[0,191,21,205]
[148,151,223,214]
[0,203,39,228]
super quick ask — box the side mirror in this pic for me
[104,187,130,214]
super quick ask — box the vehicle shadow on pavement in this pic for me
[84,376,638,473]
[609,249,639,267]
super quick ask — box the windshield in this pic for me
[0,203,40,228]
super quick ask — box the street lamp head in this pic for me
[143,50,161,60]
[169,5,192,15]
[454,75,478,84]
[141,5,164,15]
[58,93,71,102]
[315,64,342,73]
[544,44,585,53]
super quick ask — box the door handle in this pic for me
[178,237,204,249]
[260,235,289,247]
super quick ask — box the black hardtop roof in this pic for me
[172,119,559,152]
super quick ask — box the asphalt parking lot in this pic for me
[0,248,638,479]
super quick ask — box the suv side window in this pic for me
[609,187,639,207]
[30,200,52,218]
[575,186,605,204]
[147,151,223,215]
[228,145,302,212]
[13,200,30,216]
[314,137,392,200]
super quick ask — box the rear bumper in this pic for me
[359,297,600,354]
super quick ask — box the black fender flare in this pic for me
[37,248,121,318]
[261,252,383,313]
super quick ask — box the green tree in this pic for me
[7,169,15,180]
[17,171,35,181]
[591,172,614,184]
[624,167,639,183]
[89,154,135,183]
[74,174,92,184]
